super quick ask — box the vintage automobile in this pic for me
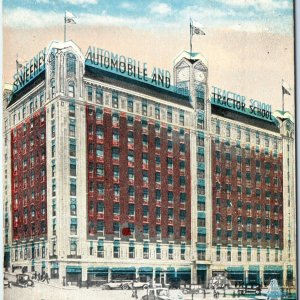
[141,287,176,300]
[4,277,11,288]
[16,274,34,288]
[101,279,132,290]
[208,274,232,289]
[122,279,151,290]
[181,284,205,295]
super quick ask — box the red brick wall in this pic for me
[86,105,191,244]
[11,109,47,241]
[212,140,283,249]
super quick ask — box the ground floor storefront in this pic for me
[212,265,289,288]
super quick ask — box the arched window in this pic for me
[50,53,55,76]
[51,80,55,98]
[67,53,76,76]
[68,82,75,98]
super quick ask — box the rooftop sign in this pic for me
[211,86,275,123]
[12,48,47,94]
[85,46,189,96]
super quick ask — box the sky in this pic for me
[3,0,295,113]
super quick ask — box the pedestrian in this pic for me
[38,273,41,281]
[46,273,49,284]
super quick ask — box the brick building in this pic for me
[2,40,296,287]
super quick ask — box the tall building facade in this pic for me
[3,40,296,288]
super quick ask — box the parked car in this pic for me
[181,284,204,295]
[123,279,150,290]
[208,274,232,289]
[16,274,34,288]
[4,277,11,288]
[141,287,174,300]
[101,280,131,290]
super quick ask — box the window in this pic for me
[87,86,93,101]
[216,246,221,261]
[113,166,119,179]
[129,242,135,259]
[113,240,120,258]
[70,239,77,255]
[70,199,77,216]
[96,88,103,104]
[156,207,161,219]
[167,158,173,169]
[155,189,161,201]
[167,226,174,237]
[128,204,135,216]
[127,96,134,112]
[167,107,172,122]
[142,100,147,116]
[69,124,75,137]
[112,92,119,108]
[96,144,103,157]
[142,134,148,147]
[128,151,134,163]
[155,105,160,119]
[112,148,119,160]
[142,153,148,166]
[70,159,76,176]
[168,192,174,203]
[128,168,134,181]
[113,223,120,236]
[156,243,161,259]
[143,171,148,183]
[113,203,120,215]
[168,208,173,220]
[70,140,76,156]
[68,83,75,98]
[128,131,134,144]
[113,185,120,197]
[155,137,160,149]
[143,206,148,217]
[128,186,134,197]
[67,53,76,75]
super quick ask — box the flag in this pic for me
[191,20,205,35]
[282,80,291,96]
[65,11,76,24]
[16,60,23,70]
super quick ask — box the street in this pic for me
[4,281,261,300]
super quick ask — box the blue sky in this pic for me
[3,0,294,35]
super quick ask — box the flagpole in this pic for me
[282,79,284,112]
[190,18,193,59]
[64,12,67,42]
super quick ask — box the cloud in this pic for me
[36,0,50,3]
[3,8,150,28]
[150,3,172,16]
[120,2,135,10]
[217,0,292,11]
[63,0,97,4]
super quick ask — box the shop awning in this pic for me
[139,267,153,274]
[111,267,136,274]
[226,266,244,273]
[177,267,191,274]
[66,266,82,273]
[264,266,283,272]
[88,267,109,273]
[166,267,175,273]
[197,265,207,271]
[51,262,59,269]
[249,266,259,272]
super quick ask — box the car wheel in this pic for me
[143,284,148,290]
[122,284,129,290]
[24,283,28,288]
